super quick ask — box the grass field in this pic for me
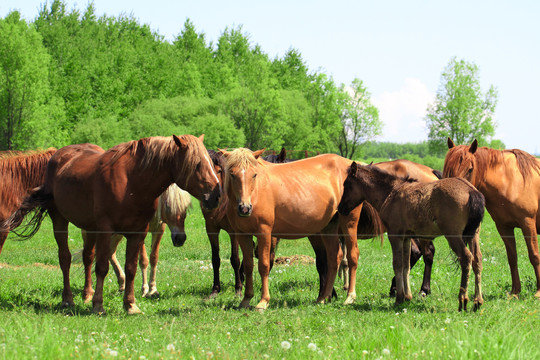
[1,199,540,359]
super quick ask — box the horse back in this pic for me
[375,159,440,183]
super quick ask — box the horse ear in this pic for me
[173,135,187,148]
[253,149,265,159]
[278,147,286,162]
[198,134,205,142]
[351,161,358,173]
[218,148,230,158]
[447,137,455,149]
[469,139,478,154]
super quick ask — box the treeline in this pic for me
[359,141,444,170]
[0,0,366,155]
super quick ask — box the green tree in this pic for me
[425,57,498,154]
[337,78,382,159]
[0,11,67,150]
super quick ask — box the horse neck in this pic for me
[356,171,398,211]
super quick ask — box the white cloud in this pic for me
[372,78,435,143]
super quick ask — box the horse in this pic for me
[85,183,192,299]
[338,162,485,311]
[0,148,57,256]
[220,148,376,310]
[2,135,220,314]
[444,138,540,298]
[373,159,441,297]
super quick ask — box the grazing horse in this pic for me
[0,148,57,256]
[85,183,192,299]
[338,162,485,311]
[444,138,540,298]
[220,148,369,310]
[3,135,220,314]
[374,160,441,297]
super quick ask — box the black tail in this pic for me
[1,186,52,239]
[462,190,485,246]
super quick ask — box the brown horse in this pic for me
[90,183,192,299]
[3,135,220,314]
[220,148,371,310]
[338,162,485,311]
[0,148,57,256]
[444,138,540,298]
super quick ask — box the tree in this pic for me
[0,11,67,150]
[425,57,498,154]
[337,79,382,159]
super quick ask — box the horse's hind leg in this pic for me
[469,228,484,311]
[50,210,74,308]
[414,238,435,296]
[390,239,422,297]
[389,236,405,305]
[319,220,341,304]
[446,236,472,311]
[0,232,7,256]
[207,223,222,298]
[339,207,361,305]
[520,218,540,298]
[255,232,273,310]
[92,232,112,314]
[123,234,145,314]
[496,223,521,297]
[81,230,96,303]
[146,225,164,298]
[401,238,413,301]
[109,234,125,293]
[338,237,349,291]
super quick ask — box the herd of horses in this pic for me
[1,135,540,314]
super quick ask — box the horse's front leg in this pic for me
[418,239,435,296]
[81,230,95,304]
[496,223,521,297]
[520,217,540,298]
[109,234,125,293]
[206,221,222,298]
[145,223,164,298]
[389,235,405,305]
[339,207,361,305]
[92,231,112,314]
[319,220,341,303]
[237,234,254,308]
[255,231,272,310]
[123,233,146,314]
[402,237,413,301]
[50,210,74,308]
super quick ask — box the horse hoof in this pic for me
[418,291,428,298]
[92,306,106,315]
[61,300,75,308]
[125,304,143,315]
[235,288,243,297]
[534,290,540,299]
[255,302,268,311]
[239,299,251,309]
[343,294,356,305]
[507,292,519,300]
[145,291,160,299]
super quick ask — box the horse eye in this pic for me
[253,173,257,179]
[196,162,201,170]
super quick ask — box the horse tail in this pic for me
[357,201,385,245]
[462,190,485,246]
[432,169,443,179]
[1,186,52,239]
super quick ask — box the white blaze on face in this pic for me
[204,153,220,184]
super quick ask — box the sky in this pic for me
[2,0,540,153]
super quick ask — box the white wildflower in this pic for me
[281,341,291,350]
[308,343,317,351]
[382,348,391,355]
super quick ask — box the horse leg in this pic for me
[309,235,329,301]
[319,220,341,303]
[50,210,74,308]
[520,218,540,298]
[146,224,164,298]
[496,223,521,297]
[446,235,472,312]
[389,236,405,305]
[255,231,272,310]
[109,234,125,293]
[339,207,361,305]
[418,239,435,296]
[270,236,279,271]
[92,231,112,314]
[470,227,484,311]
[0,232,7,256]
[81,230,95,303]
[123,233,146,314]
[230,232,243,296]
[207,223,222,298]
[237,234,254,308]
[402,237,413,301]
[338,237,350,291]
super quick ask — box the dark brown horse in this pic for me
[339,162,485,311]
[3,135,220,314]
[0,148,57,256]
[444,138,540,298]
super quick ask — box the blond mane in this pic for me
[159,183,192,217]
[224,148,266,193]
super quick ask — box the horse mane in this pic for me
[225,148,265,171]
[0,148,57,216]
[160,183,192,217]
[356,201,385,245]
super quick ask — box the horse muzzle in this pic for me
[337,201,352,216]
[238,203,253,217]
[171,232,187,247]
[202,185,221,210]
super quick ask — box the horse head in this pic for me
[338,161,366,216]
[160,184,191,247]
[220,148,265,217]
[172,134,221,210]
[443,138,478,184]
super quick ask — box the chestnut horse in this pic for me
[0,148,57,256]
[444,138,540,298]
[338,162,485,311]
[3,135,220,314]
[92,183,192,299]
[220,148,371,310]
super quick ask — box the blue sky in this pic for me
[3,0,540,153]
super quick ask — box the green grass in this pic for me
[1,202,540,359]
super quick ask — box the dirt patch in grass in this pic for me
[275,255,315,265]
